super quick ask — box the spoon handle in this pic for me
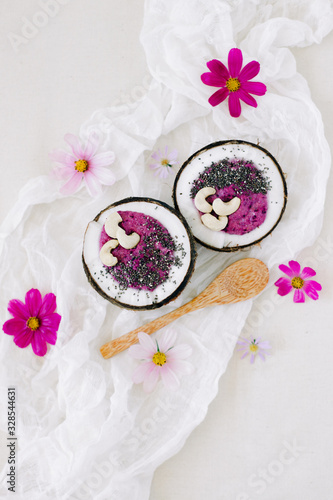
[100,295,206,359]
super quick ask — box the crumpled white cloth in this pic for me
[0,1,332,499]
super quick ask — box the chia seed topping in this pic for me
[190,157,271,198]
[190,158,271,236]
[99,210,181,291]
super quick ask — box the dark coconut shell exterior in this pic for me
[173,140,288,252]
[82,197,197,310]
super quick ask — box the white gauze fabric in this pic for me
[0,1,332,499]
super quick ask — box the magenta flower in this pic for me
[3,289,61,356]
[150,146,178,179]
[50,132,116,196]
[274,260,322,303]
[237,337,271,363]
[201,48,267,117]
[129,330,192,392]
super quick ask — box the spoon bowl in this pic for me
[100,257,269,359]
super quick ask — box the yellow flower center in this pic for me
[152,352,167,366]
[249,342,259,353]
[226,77,241,92]
[75,159,89,172]
[291,277,304,289]
[161,159,170,166]
[27,317,40,331]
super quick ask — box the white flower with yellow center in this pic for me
[129,330,192,392]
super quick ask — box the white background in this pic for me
[0,1,333,499]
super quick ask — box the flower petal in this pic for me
[293,289,305,303]
[88,166,116,186]
[208,87,229,107]
[83,170,103,197]
[40,312,61,332]
[49,149,76,167]
[137,332,157,356]
[168,149,178,162]
[7,299,29,320]
[129,344,153,360]
[39,293,57,316]
[257,352,266,361]
[51,165,74,181]
[300,267,316,279]
[143,365,160,392]
[239,60,260,82]
[241,81,267,96]
[228,48,243,78]
[31,334,48,357]
[238,337,251,345]
[64,133,84,159]
[89,151,115,169]
[39,326,57,345]
[167,344,192,360]
[166,358,193,375]
[151,149,162,161]
[303,281,321,300]
[237,88,258,108]
[158,329,177,353]
[132,361,154,383]
[160,365,180,391]
[150,164,171,179]
[257,341,272,350]
[206,59,229,81]
[274,277,291,287]
[305,279,322,291]
[60,171,82,195]
[13,327,34,348]
[201,72,226,87]
[278,264,294,277]
[25,289,42,317]
[228,92,241,117]
[289,260,301,275]
[275,279,293,296]
[82,133,100,159]
[3,318,27,336]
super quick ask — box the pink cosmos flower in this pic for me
[150,146,178,179]
[2,289,61,356]
[129,330,192,392]
[201,48,267,117]
[274,260,322,303]
[50,132,116,196]
[237,337,271,363]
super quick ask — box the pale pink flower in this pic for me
[129,330,192,392]
[50,132,116,196]
[150,146,178,179]
[237,337,271,363]
[274,260,322,303]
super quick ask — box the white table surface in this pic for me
[1,2,333,499]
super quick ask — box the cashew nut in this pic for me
[194,187,216,213]
[212,197,241,216]
[105,212,123,238]
[201,213,228,231]
[100,239,119,267]
[116,227,140,249]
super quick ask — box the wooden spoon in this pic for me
[100,258,269,359]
